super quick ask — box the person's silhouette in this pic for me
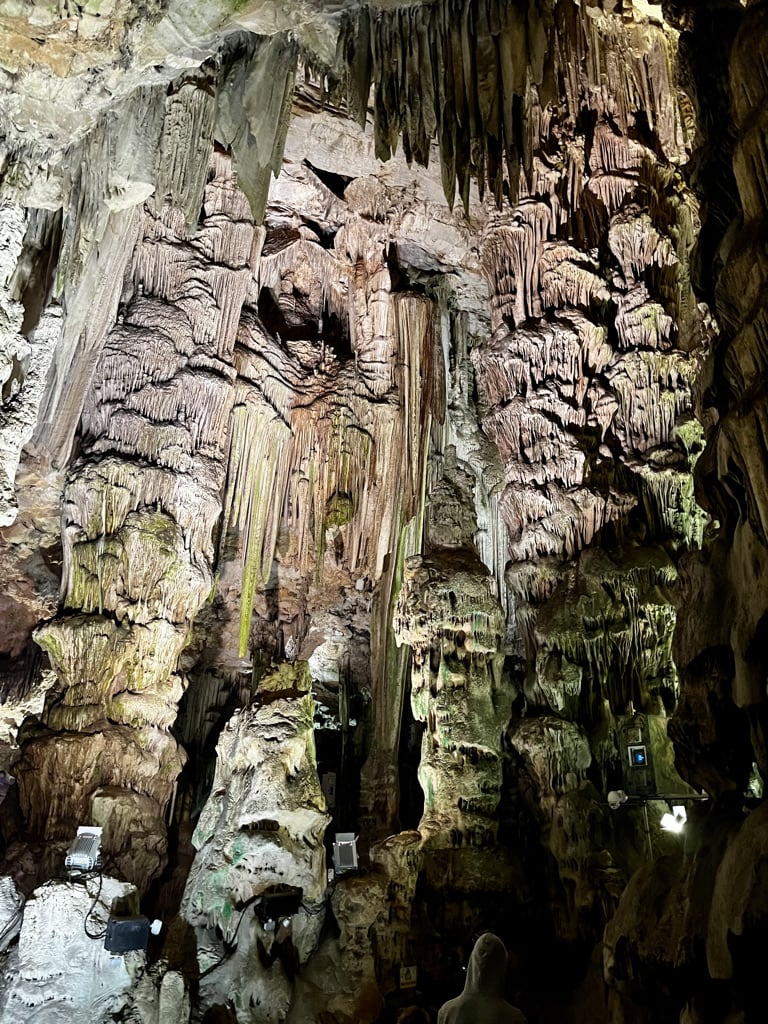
[438,933,527,1024]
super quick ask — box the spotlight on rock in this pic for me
[65,825,103,873]
[660,805,687,833]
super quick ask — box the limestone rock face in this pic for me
[290,831,423,1024]
[0,2,763,1023]
[0,200,60,529]
[605,802,768,1022]
[181,661,329,1024]
[434,0,713,956]
[604,4,768,1022]
[396,551,510,850]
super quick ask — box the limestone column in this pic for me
[16,148,256,889]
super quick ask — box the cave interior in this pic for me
[0,1,767,1022]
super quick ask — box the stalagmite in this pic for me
[395,550,509,850]
[181,662,329,1024]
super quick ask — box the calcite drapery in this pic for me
[211,201,444,832]
[468,5,707,749]
[0,1,763,1021]
[15,144,257,889]
[455,0,711,955]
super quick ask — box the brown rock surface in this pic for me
[0,2,765,1022]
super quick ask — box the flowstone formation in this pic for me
[460,0,712,954]
[181,661,329,1024]
[0,876,137,1021]
[395,545,509,855]
[14,143,257,889]
[0,875,188,1024]
[0,1,763,1022]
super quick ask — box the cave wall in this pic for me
[0,1,766,1022]
[604,4,768,1023]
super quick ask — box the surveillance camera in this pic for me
[608,790,627,809]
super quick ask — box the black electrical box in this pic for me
[257,884,303,924]
[104,914,151,954]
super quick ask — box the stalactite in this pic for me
[215,33,300,223]
[339,0,686,212]
[221,400,292,658]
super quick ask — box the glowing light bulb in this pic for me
[660,805,687,833]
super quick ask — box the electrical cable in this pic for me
[197,894,263,979]
[196,889,329,978]
[298,900,326,917]
[83,871,108,940]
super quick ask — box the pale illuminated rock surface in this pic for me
[181,661,329,1024]
[0,875,22,953]
[0,1,764,1022]
[0,877,140,1021]
[0,875,189,1024]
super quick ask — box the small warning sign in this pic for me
[399,965,417,989]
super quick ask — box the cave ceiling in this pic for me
[0,1,767,1023]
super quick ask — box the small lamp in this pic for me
[660,805,687,833]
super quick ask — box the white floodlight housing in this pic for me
[65,826,103,871]
[332,833,358,875]
[660,805,687,833]
[608,790,628,810]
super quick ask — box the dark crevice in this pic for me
[257,287,352,362]
[11,209,63,338]
[303,158,353,199]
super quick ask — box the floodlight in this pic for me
[608,790,628,809]
[65,826,103,872]
[660,805,687,833]
[332,833,358,875]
